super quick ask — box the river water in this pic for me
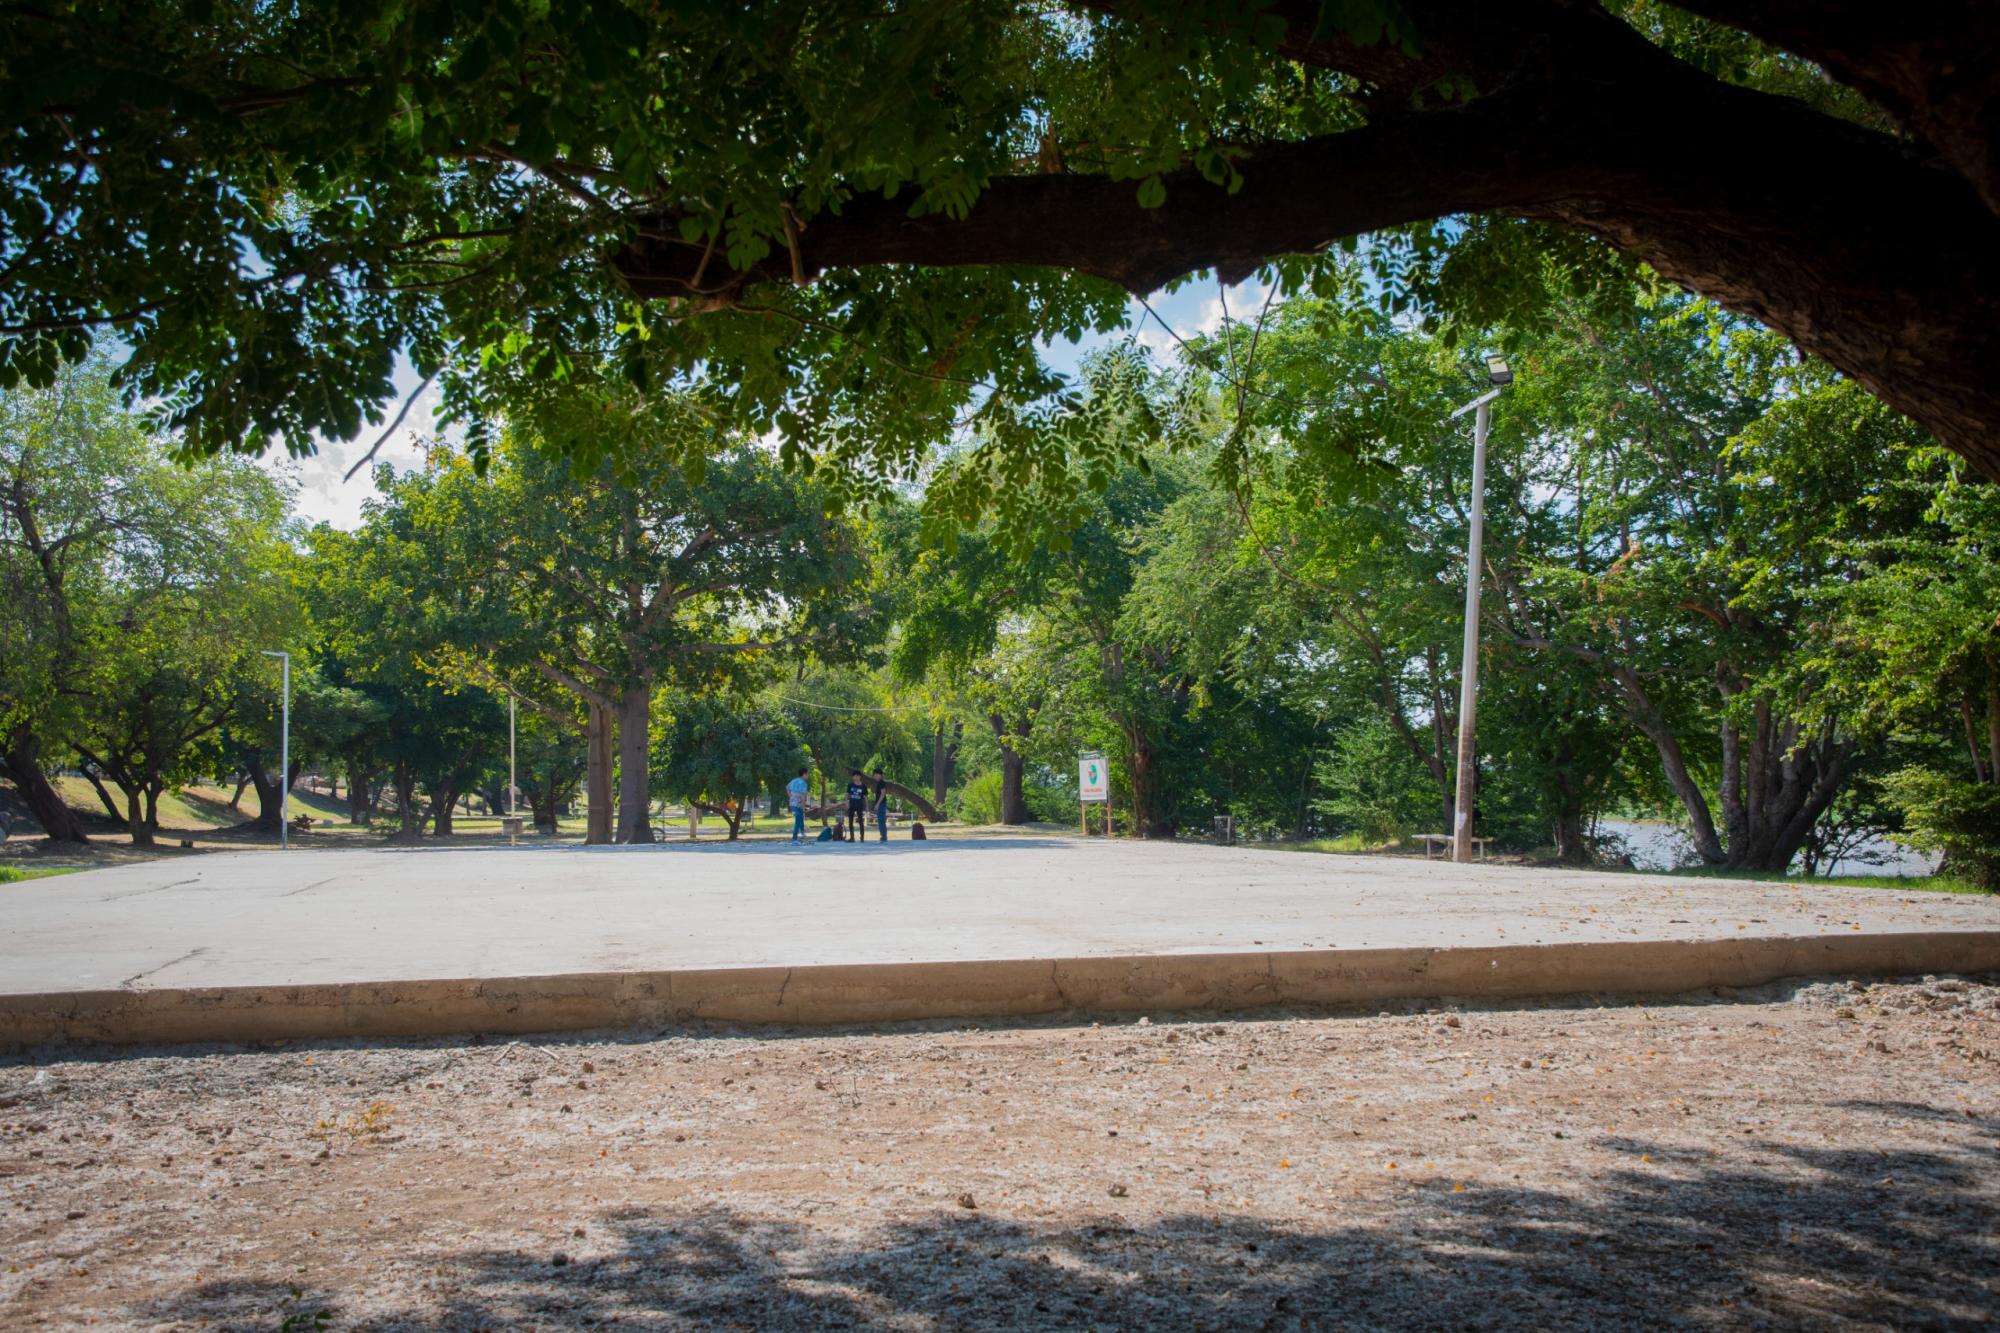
[1595,818,1938,878]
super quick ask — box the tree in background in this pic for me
[652,693,808,841]
[368,403,879,844]
[2,356,296,844]
[304,524,506,840]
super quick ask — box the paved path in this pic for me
[6,833,1996,996]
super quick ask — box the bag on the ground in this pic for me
[815,826,834,842]
[910,822,926,840]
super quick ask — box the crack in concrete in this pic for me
[279,877,339,898]
[101,875,202,901]
[775,967,794,1009]
[120,946,207,991]
[1050,960,1073,1009]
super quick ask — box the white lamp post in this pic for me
[260,650,291,850]
[1447,356,1513,864]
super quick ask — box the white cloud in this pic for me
[261,376,442,530]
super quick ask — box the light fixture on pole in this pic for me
[1445,355,1513,864]
[260,650,291,850]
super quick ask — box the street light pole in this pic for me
[1448,357,1512,864]
[508,695,517,818]
[261,650,290,850]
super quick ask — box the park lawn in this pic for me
[49,776,251,831]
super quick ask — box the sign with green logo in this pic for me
[1078,751,1108,802]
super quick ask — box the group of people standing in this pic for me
[785,766,892,844]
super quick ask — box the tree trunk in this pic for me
[229,773,250,811]
[1125,731,1174,839]
[249,757,302,830]
[585,701,615,845]
[1612,666,1727,865]
[999,745,1027,825]
[144,779,163,834]
[394,761,421,839]
[1,729,89,843]
[80,764,126,825]
[126,785,152,847]
[616,684,654,843]
[1988,679,1999,785]
[931,720,961,810]
[872,778,941,823]
[432,783,458,836]
[531,779,560,834]
[348,771,372,825]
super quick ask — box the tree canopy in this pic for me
[4,0,1997,485]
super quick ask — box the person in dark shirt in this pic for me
[845,769,868,844]
[872,768,890,842]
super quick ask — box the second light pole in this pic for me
[1448,355,1512,864]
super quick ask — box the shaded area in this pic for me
[147,1131,1998,1331]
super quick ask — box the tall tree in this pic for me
[2,356,294,843]
[372,414,877,843]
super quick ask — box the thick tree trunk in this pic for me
[143,780,163,834]
[348,772,372,825]
[999,746,1028,826]
[585,701,614,845]
[531,779,560,834]
[1125,731,1175,839]
[248,759,283,831]
[432,783,458,836]
[125,786,152,847]
[1,730,89,843]
[247,756,301,831]
[616,684,654,843]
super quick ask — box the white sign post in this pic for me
[1078,751,1109,837]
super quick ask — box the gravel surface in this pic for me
[3,977,1997,1330]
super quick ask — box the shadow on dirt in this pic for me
[145,1128,1997,1330]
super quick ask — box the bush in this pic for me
[1311,720,1439,843]
[951,771,1071,825]
[1881,768,2000,890]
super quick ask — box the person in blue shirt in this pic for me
[786,767,810,843]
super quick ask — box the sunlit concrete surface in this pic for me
[4,831,1996,1043]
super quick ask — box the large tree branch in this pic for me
[1671,0,2000,217]
[617,24,2000,477]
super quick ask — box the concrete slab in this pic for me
[4,833,1997,1044]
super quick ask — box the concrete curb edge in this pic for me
[5,930,1998,1047]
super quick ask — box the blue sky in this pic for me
[266,277,1265,529]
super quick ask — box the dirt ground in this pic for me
[3,977,1996,1331]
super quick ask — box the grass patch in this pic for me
[1666,866,1986,894]
[0,865,81,883]
[1272,833,1405,855]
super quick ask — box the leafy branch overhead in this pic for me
[2,1,1998,479]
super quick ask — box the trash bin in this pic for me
[501,815,525,842]
[1213,814,1236,846]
